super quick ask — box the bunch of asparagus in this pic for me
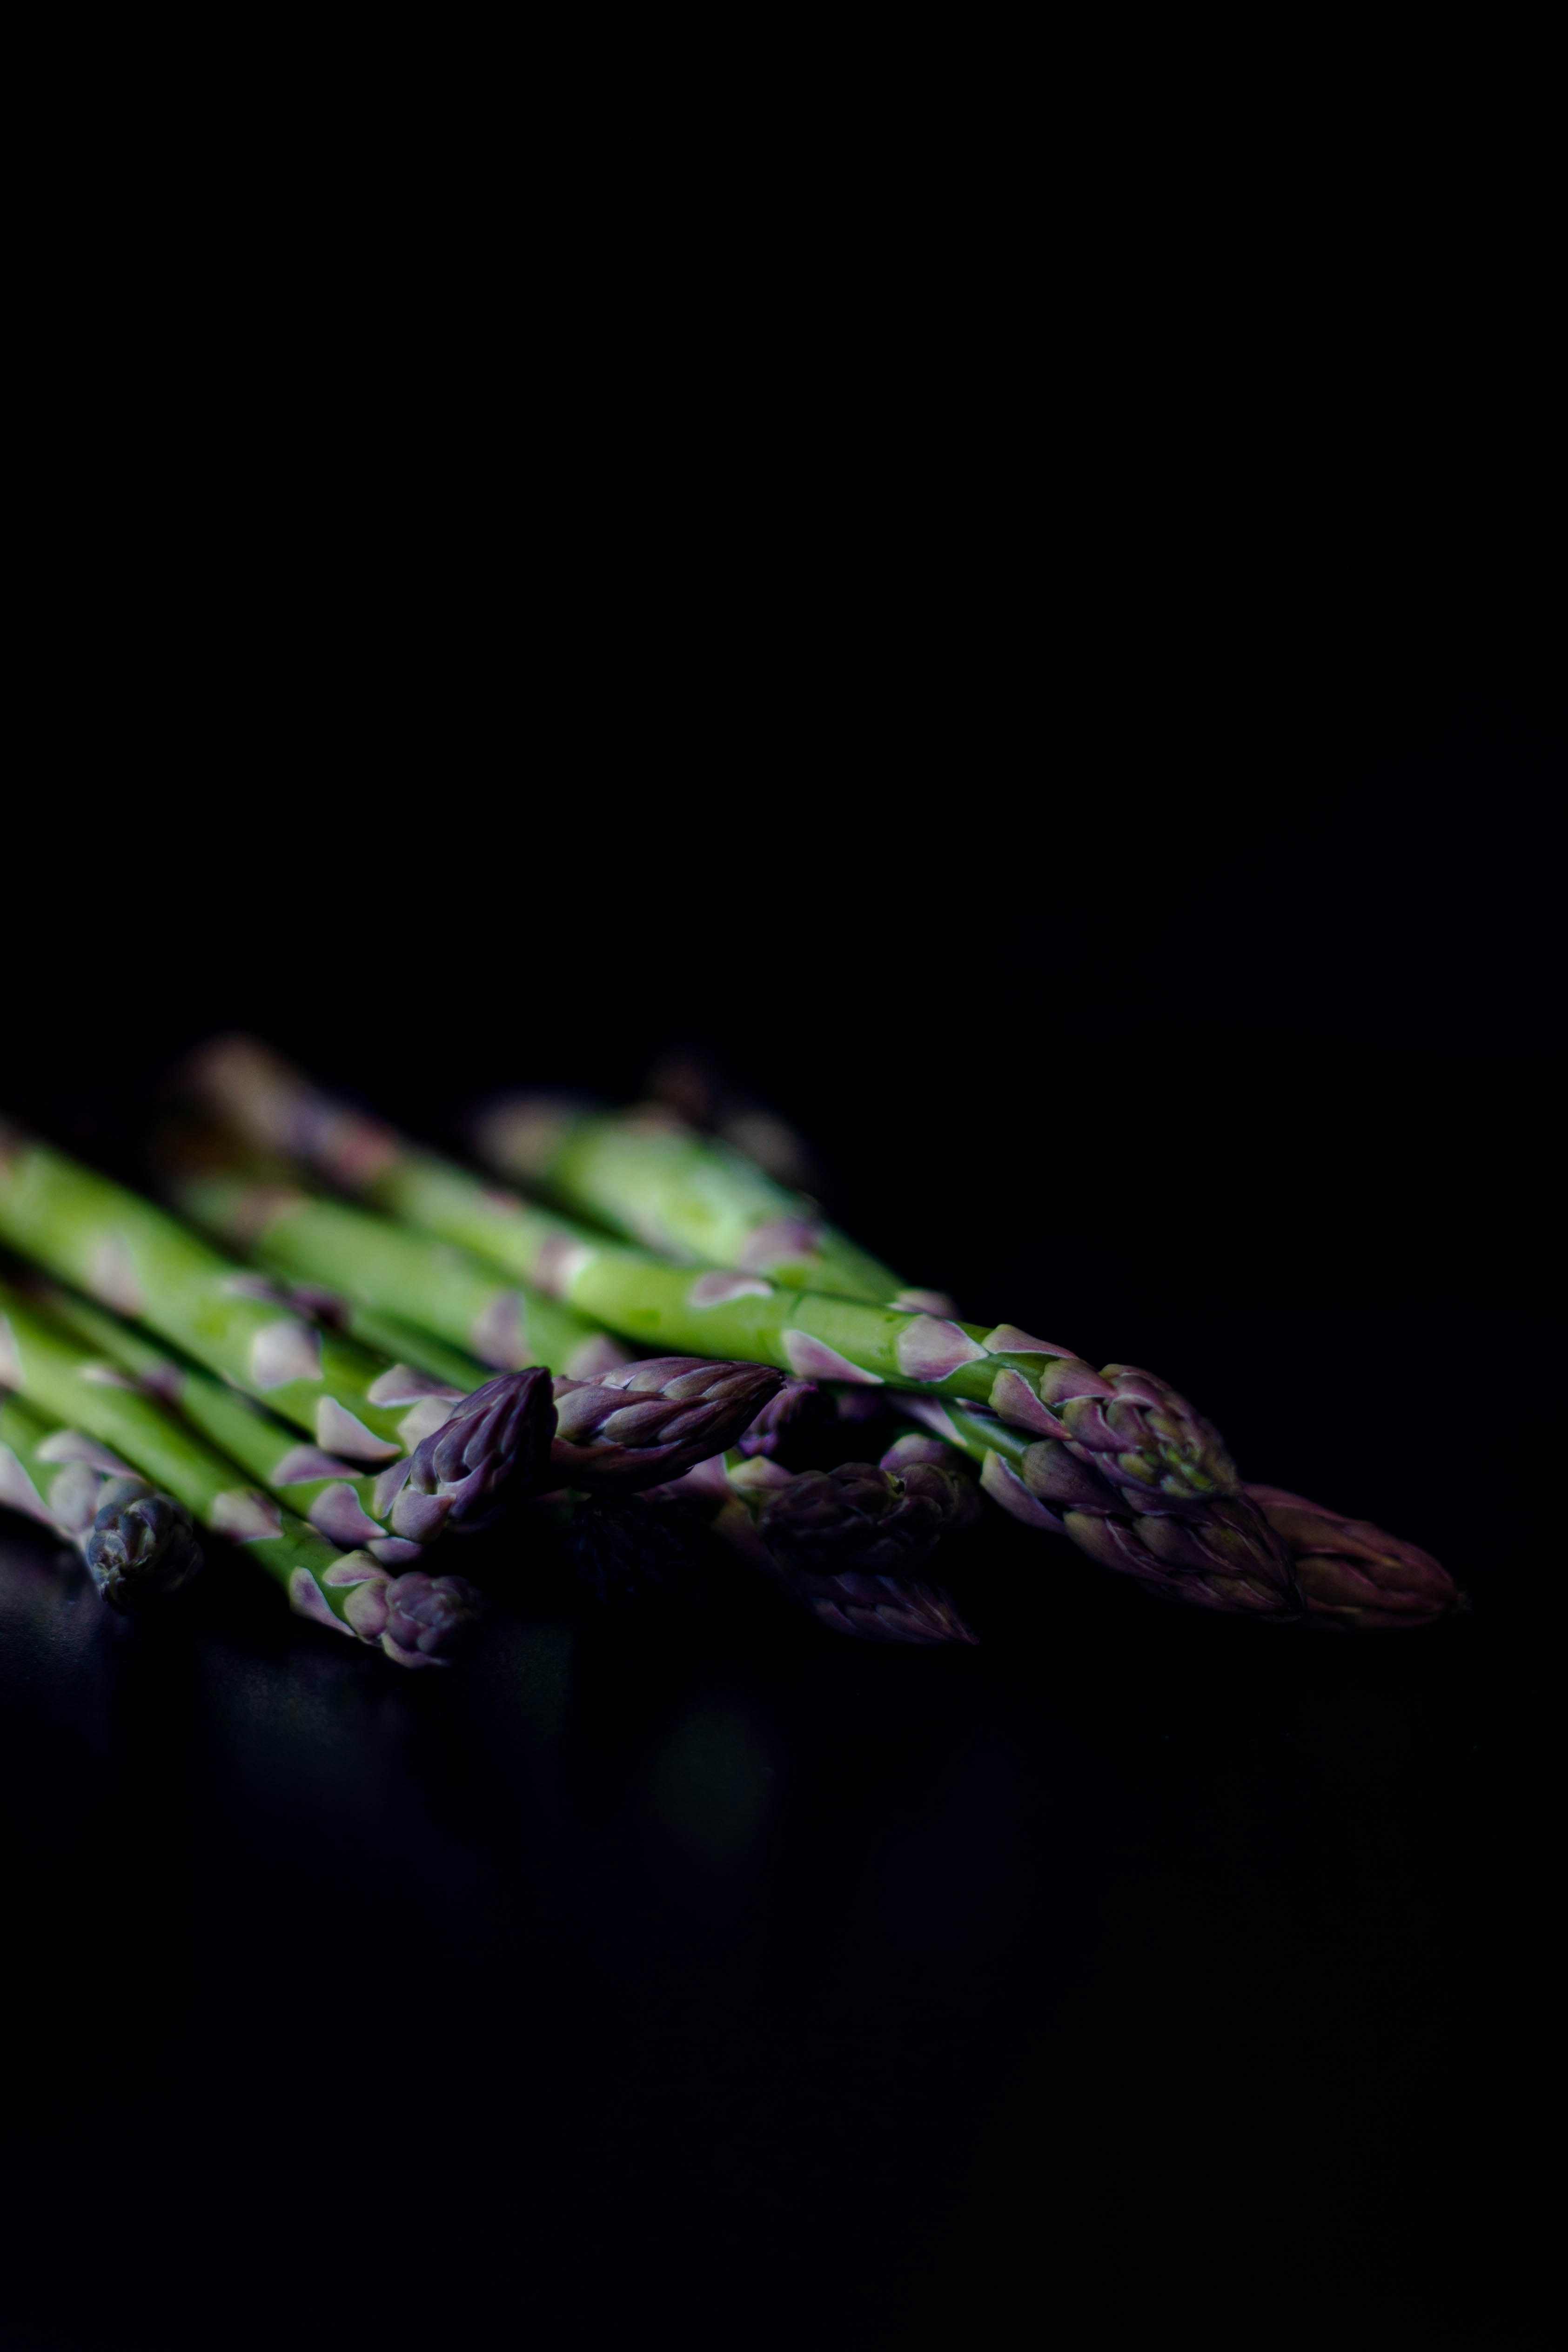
[0,1042,1459,1664]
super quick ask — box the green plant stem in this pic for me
[168,1169,617,1380]
[26,1280,445,1559]
[0,1276,372,1628]
[473,1095,921,1301]
[0,1126,416,1466]
[179,1039,1233,1498]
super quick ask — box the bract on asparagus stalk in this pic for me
[0,1279,476,1662]
[0,1389,203,1611]
[179,1040,1234,1502]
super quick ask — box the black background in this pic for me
[2,364,1561,2351]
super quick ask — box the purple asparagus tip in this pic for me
[83,1486,205,1614]
[783,1564,978,1646]
[397,1367,558,1538]
[342,1566,484,1664]
[757,1459,979,1577]
[551,1357,785,1492]
[1245,1484,1462,1629]
[735,1378,837,1464]
[1061,1490,1301,1617]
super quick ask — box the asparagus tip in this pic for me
[82,1487,205,1614]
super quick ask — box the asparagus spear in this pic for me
[0,1124,552,1542]
[470,1072,1303,1618]
[472,1092,940,1306]
[901,1396,1299,1615]
[178,1041,1233,1501]
[649,1441,981,1645]
[550,1355,785,1492]
[0,1389,203,1610]
[0,1279,476,1661]
[26,1278,554,1557]
[1245,1484,1461,1629]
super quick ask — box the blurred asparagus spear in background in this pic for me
[179,1039,1237,1504]
[472,1092,949,1307]
[0,1277,476,1662]
[0,1388,203,1611]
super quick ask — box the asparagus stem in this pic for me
[26,1280,439,1562]
[176,1041,1233,1501]
[168,1166,625,1380]
[0,1276,375,1634]
[0,1125,416,1464]
[472,1093,925,1304]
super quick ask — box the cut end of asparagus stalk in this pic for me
[82,1484,205,1614]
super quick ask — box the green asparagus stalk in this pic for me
[178,1040,1233,1502]
[0,1276,480,1660]
[166,1166,629,1381]
[25,1279,447,1561]
[0,1125,555,1546]
[160,1173,788,1499]
[472,1092,943,1306]
[0,1388,203,1610]
[0,1123,425,1464]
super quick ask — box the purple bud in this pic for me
[757,1457,978,1578]
[83,1490,205,1614]
[551,1357,785,1492]
[1060,1492,1300,1616]
[405,1367,557,1534]
[380,1571,485,1664]
[736,1379,837,1464]
[1246,1484,1461,1629]
[783,1566,978,1646]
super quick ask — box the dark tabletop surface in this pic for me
[4,463,1560,2349]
